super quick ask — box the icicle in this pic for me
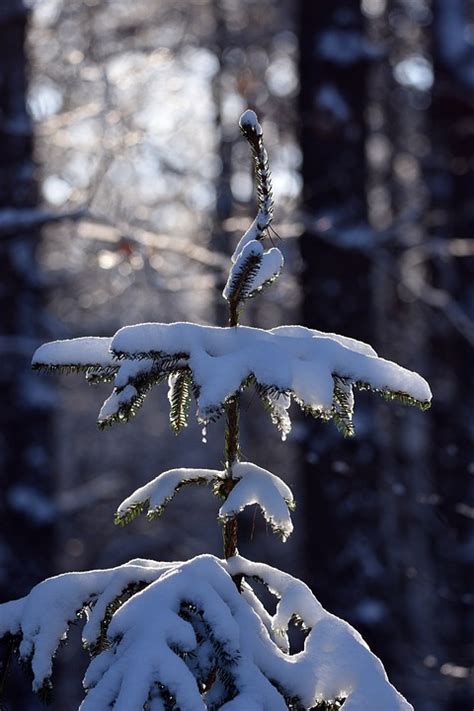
[201,425,207,444]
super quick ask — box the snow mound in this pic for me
[0,554,413,710]
[219,462,295,541]
[223,240,284,302]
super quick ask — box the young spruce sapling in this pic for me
[0,111,431,711]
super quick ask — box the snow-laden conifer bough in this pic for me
[0,110,431,710]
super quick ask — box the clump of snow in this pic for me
[239,109,262,136]
[250,247,284,292]
[223,240,284,302]
[110,322,431,422]
[226,556,414,711]
[116,462,295,540]
[116,468,221,521]
[32,337,114,369]
[234,239,263,261]
[99,384,138,421]
[230,213,270,262]
[270,324,377,357]
[0,554,413,709]
[114,357,155,388]
[32,322,431,435]
[219,462,295,540]
[0,560,167,691]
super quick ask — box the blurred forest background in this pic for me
[0,0,473,709]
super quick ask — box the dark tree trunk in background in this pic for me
[364,3,440,708]
[429,2,474,709]
[298,0,382,675]
[299,1,446,709]
[0,2,54,708]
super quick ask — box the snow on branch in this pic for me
[116,463,296,541]
[218,462,295,541]
[223,110,283,308]
[115,468,221,525]
[234,110,274,252]
[250,247,284,292]
[0,554,413,710]
[32,322,431,436]
[223,240,284,305]
[32,337,117,381]
[0,559,169,695]
[31,322,431,439]
[225,556,414,711]
[223,240,264,303]
[98,355,190,429]
[110,322,431,429]
[81,556,289,711]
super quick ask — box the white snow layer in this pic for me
[111,322,431,416]
[224,240,263,300]
[0,554,413,710]
[250,247,284,291]
[32,322,431,431]
[230,212,272,262]
[223,239,283,300]
[116,468,220,519]
[98,384,138,421]
[0,559,168,691]
[219,462,294,540]
[116,462,295,539]
[32,336,114,368]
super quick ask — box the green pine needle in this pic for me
[248,265,283,298]
[225,251,263,305]
[255,381,291,435]
[86,581,148,656]
[115,476,218,527]
[332,376,355,438]
[354,380,431,411]
[169,371,193,433]
[114,501,146,526]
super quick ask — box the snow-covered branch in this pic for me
[32,322,431,437]
[17,109,429,711]
[116,468,221,525]
[223,240,284,305]
[0,559,168,694]
[218,462,295,541]
[0,555,413,710]
[116,462,295,541]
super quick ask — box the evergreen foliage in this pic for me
[0,111,431,710]
[168,370,193,433]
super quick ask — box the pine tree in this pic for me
[0,111,431,710]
